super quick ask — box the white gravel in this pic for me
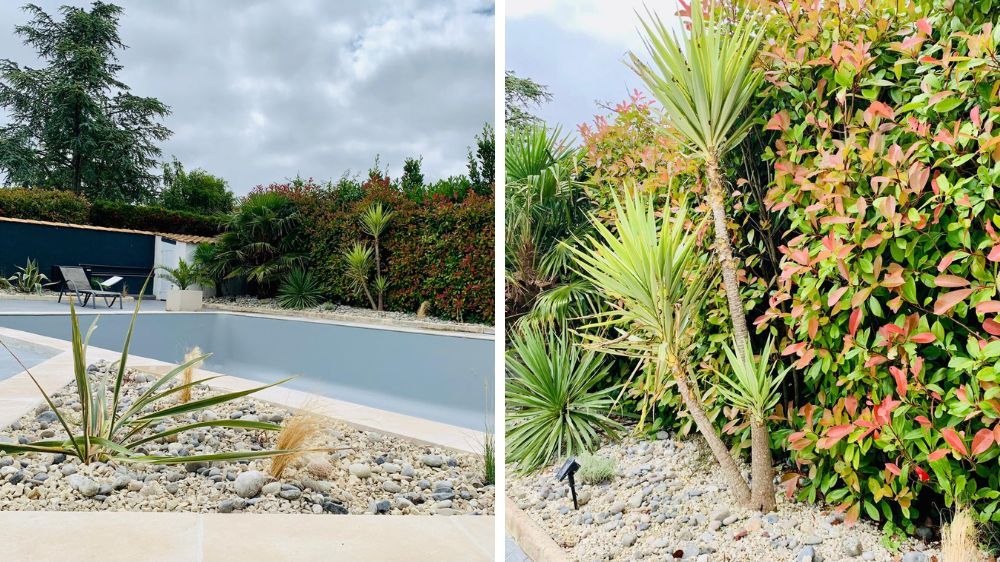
[0,360,493,516]
[203,296,491,333]
[507,433,946,562]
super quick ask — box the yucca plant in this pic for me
[277,268,324,309]
[505,324,621,472]
[629,0,771,510]
[570,189,752,505]
[629,0,764,359]
[6,258,53,294]
[718,337,785,511]
[343,242,376,310]
[360,202,394,310]
[0,279,300,465]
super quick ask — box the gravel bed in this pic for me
[0,360,493,516]
[507,433,946,562]
[204,296,491,333]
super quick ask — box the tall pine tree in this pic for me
[0,2,171,202]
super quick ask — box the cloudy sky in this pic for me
[507,0,681,139]
[0,0,494,194]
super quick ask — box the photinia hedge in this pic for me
[296,176,494,324]
[756,0,1000,529]
[0,187,91,224]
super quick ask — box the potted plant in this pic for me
[158,258,211,311]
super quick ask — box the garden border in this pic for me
[504,497,571,562]
[0,326,493,561]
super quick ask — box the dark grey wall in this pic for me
[0,221,154,294]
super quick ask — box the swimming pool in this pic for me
[0,312,493,430]
[0,336,60,381]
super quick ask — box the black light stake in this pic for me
[557,457,581,510]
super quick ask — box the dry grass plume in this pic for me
[942,508,981,562]
[179,347,202,404]
[268,407,328,479]
[416,300,431,318]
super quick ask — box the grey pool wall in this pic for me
[0,312,494,430]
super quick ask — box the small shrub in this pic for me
[942,509,981,562]
[505,325,621,472]
[277,269,324,309]
[483,431,495,486]
[577,452,616,484]
[268,408,328,479]
[6,258,53,294]
[157,258,211,291]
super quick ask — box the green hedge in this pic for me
[0,188,223,236]
[0,188,91,223]
[89,200,223,237]
[298,178,494,323]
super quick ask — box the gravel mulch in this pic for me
[0,360,494,516]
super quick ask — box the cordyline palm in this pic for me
[571,189,752,506]
[505,125,594,325]
[360,202,393,310]
[630,0,776,510]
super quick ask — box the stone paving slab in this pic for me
[0,511,494,562]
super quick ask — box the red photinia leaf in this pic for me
[890,366,908,396]
[765,110,790,131]
[910,332,936,343]
[914,466,930,482]
[781,473,800,499]
[934,288,974,315]
[937,251,960,272]
[984,319,1000,336]
[915,416,932,428]
[828,424,853,440]
[927,449,949,462]
[849,308,863,336]
[989,246,1000,262]
[911,356,924,376]
[972,428,995,455]
[934,275,970,287]
[994,425,1000,444]
[977,300,1000,314]
[941,427,969,457]
[915,17,932,35]
[845,395,858,416]
[828,286,849,308]
[845,502,861,526]
[908,161,930,193]
[885,462,901,476]
[781,341,806,356]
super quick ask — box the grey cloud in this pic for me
[0,0,494,193]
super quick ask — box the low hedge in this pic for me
[89,200,224,237]
[298,178,494,323]
[0,188,223,236]
[0,188,91,224]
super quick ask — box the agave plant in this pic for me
[6,258,53,294]
[359,202,394,310]
[505,324,620,472]
[343,241,376,310]
[570,188,753,505]
[0,281,298,465]
[277,268,324,309]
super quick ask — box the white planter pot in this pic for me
[165,289,202,312]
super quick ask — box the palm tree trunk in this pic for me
[705,155,749,361]
[675,372,751,505]
[750,417,777,511]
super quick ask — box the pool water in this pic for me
[0,312,493,430]
[0,337,60,381]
